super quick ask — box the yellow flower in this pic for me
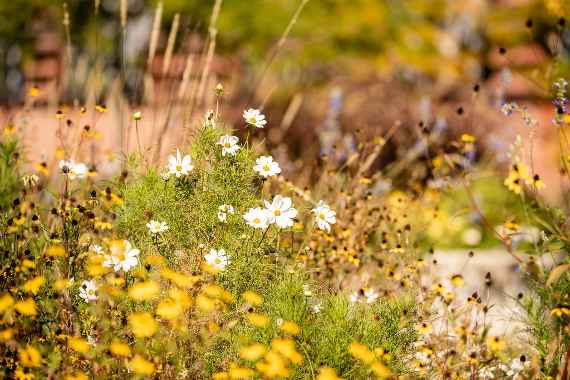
[196,294,217,313]
[23,276,45,295]
[109,340,131,357]
[0,328,14,341]
[417,322,432,335]
[242,291,263,306]
[348,342,375,364]
[160,269,200,288]
[46,245,66,257]
[530,174,546,190]
[271,338,303,364]
[256,351,290,378]
[65,373,88,380]
[228,362,255,379]
[240,343,266,361]
[316,366,343,380]
[156,299,184,320]
[15,369,34,380]
[461,134,475,143]
[487,336,506,351]
[128,281,160,301]
[450,274,464,288]
[15,298,37,316]
[68,337,90,354]
[129,355,155,375]
[129,312,158,338]
[279,320,301,335]
[551,306,570,317]
[246,313,269,328]
[370,361,392,378]
[19,345,42,367]
[0,293,15,312]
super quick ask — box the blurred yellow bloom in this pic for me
[23,276,45,295]
[15,298,37,316]
[129,312,158,338]
[279,320,301,335]
[156,299,184,320]
[370,361,391,378]
[46,245,66,257]
[461,133,475,143]
[0,293,15,312]
[450,274,464,288]
[256,351,290,378]
[14,369,34,380]
[169,288,192,308]
[196,294,217,313]
[228,363,255,379]
[109,340,131,357]
[487,336,506,352]
[19,345,42,367]
[128,281,160,301]
[246,313,269,328]
[271,338,303,364]
[417,322,432,335]
[68,337,90,354]
[317,366,342,380]
[203,284,234,303]
[160,269,200,288]
[129,355,155,375]
[239,343,266,361]
[0,328,14,341]
[348,342,375,364]
[242,291,263,306]
[65,373,89,380]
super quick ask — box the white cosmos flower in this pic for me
[103,240,140,272]
[264,195,297,229]
[79,280,98,303]
[89,244,104,255]
[364,288,379,304]
[146,220,168,234]
[254,156,281,178]
[217,135,240,157]
[217,204,235,223]
[59,159,88,180]
[349,291,360,303]
[204,248,230,271]
[311,201,336,233]
[167,149,194,178]
[244,207,270,229]
[243,108,267,128]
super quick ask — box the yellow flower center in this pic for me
[176,165,182,171]
[263,165,270,171]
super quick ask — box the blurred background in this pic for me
[1,0,570,249]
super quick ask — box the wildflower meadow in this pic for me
[1,0,570,379]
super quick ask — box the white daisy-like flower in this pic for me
[349,291,360,303]
[253,156,281,178]
[89,244,104,255]
[146,220,168,234]
[243,207,270,229]
[103,240,140,272]
[364,288,379,304]
[264,195,297,229]
[243,108,267,128]
[217,135,240,157]
[167,149,194,178]
[59,159,88,180]
[79,280,98,303]
[311,201,336,233]
[204,248,230,271]
[217,204,235,223]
